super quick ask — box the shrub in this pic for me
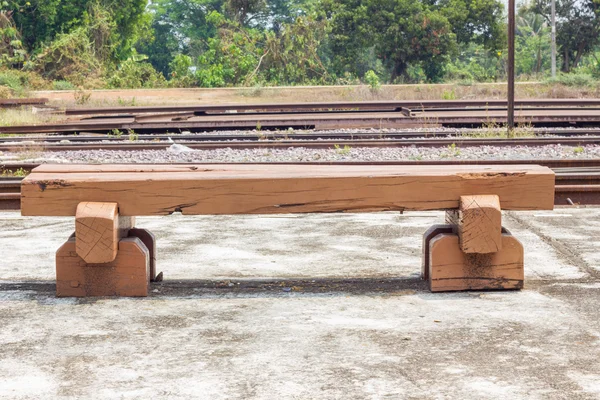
[0,85,11,98]
[545,72,595,87]
[0,69,50,95]
[35,27,101,85]
[169,54,196,87]
[0,11,27,68]
[52,80,76,90]
[364,70,381,90]
[107,57,167,89]
[0,70,23,95]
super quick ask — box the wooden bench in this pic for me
[20,164,555,297]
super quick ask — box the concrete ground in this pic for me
[0,209,599,399]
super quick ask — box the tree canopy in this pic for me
[0,0,598,89]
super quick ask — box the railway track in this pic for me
[4,127,600,143]
[9,99,600,134]
[2,135,600,152]
[3,160,600,210]
[63,99,600,116]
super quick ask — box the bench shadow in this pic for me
[0,277,429,303]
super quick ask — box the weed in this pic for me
[0,108,61,127]
[241,84,264,97]
[128,129,138,141]
[117,97,137,106]
[0,86,11,99]
[256,121,262,131]
[441,89,456,100]
[334,144,351,155]
[442,143,461,158]
[52,80,75,90]
[108,128,122,139]
[545,73,595,88]
[74,89,92,105]
[364,70,381,90]
[0,71,25,97]
[574,146,585,155]
[509,120,535,138]
[1,167,28,177]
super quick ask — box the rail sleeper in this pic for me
[20,164,555,297]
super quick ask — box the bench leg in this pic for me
[56,236,150,297]
[421,224,454,281]
[427,232,524,292]
[128,228,157,282]
[422,194,524,292]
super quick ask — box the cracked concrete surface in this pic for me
[0,209,599,399]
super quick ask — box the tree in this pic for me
[138,0,224,76]
[516,10,551,75]
[0,10,27,68]
[323,0,457,82]
[8,0,148,59]
[431,0,506,51]
[529,0,600,72]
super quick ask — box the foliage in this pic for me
[128,129,139,141]
[0,85,10,98]
[0,69,22,95]
[528,0,600,72]
[8,0,149,60]
[323,0,458,82]
[74,89,92,104]
[0,68,49,95]
[107,55,167,89]
[0,11,26,68]
[195,12,261,87]
[544,72,595,87]
[169,54,196,86]
[516,10,551,76]
[52,80,76,90]
[364,70,380,89]
[0,0,599,90]
[139,0,223,76]
[261,16,331,85]
[444,43,502,82]
[34,27,101,85]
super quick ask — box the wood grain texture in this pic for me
[56,237,149,297]
[75,202,134,263]
[428,233,524,292]
[459,195,502,254]
[21,164,555,216]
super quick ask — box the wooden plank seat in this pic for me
[21,164,555,297]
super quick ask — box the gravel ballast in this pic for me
[5,143,600,164]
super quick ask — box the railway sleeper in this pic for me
[20,164,555,297]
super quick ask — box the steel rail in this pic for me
[8,111,600,135]
[0,98,48,107]
[4,128,600,143]
[2,136,600,152]
[63,99,600,116]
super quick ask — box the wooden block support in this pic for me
[421,224,454,281]
[128,228,157,282]
[75,202,134,264]
[446,195,502,254]
[428,233,524,292]
[56,236,149,297]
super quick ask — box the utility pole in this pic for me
[508,0,515,131]
[551,0,557,77]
